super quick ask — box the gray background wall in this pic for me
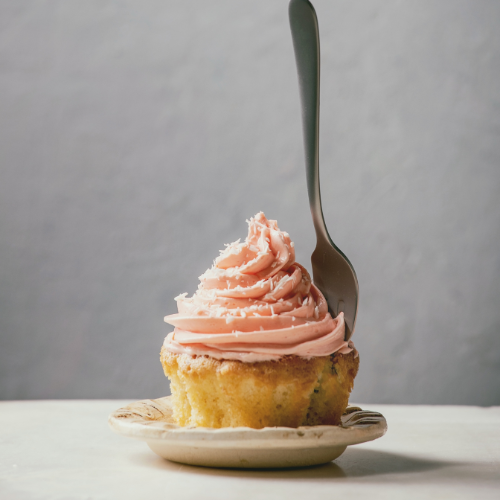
[1,0,499,404]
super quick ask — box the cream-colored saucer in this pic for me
[108,396,387,469]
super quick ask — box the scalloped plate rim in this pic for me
[108,396,387,452]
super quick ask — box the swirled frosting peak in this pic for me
[163,212,353,362]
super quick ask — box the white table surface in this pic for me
[1,401,499,500]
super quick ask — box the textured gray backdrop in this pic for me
[1,0,499,404]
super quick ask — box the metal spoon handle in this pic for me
[288,0,327,243]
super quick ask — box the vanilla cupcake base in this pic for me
[160,348,359,429]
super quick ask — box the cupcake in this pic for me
[161,212,358,429]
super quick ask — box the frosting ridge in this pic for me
[163,212,354,362]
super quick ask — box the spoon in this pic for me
[289,0,359,340]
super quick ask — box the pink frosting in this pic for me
[163,212,354,362]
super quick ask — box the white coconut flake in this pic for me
[174,293,188,301]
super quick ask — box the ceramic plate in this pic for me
[108,396,387,469]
